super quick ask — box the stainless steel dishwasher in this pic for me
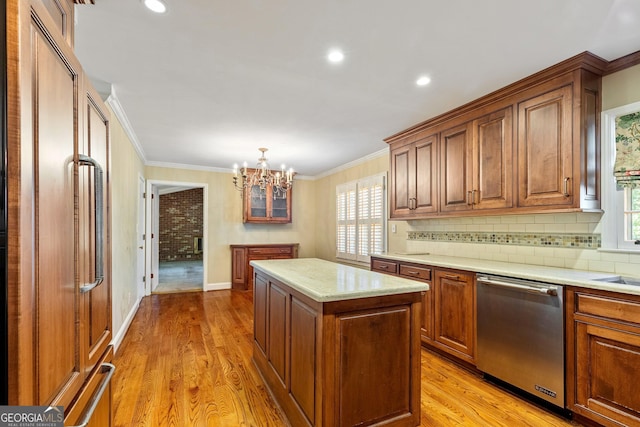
[476,274,564,408]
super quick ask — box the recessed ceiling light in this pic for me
[143,0,167,14]
[327,49,345,64]
[416,76,431,86]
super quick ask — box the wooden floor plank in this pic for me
[113,291,582,426]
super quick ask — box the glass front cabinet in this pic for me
[243,184,292,223]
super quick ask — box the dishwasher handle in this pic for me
[477,276,558,296]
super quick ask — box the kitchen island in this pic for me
[250,258,428,427]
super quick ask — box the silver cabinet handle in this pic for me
[67,363,115,427]
[477,276,558,296]
[563,177,570,197]
[78,155,104,293]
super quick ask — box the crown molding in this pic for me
[105,88,147,163]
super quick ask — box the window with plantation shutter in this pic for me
[336,174,386,262]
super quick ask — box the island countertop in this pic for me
[250,257,428,302]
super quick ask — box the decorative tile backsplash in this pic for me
[407,231,601,249]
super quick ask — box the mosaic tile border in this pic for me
[407,231,601,249]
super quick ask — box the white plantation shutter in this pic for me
[336,174,386,262]
[336,182,357,260]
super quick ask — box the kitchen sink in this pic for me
[594,276,640,286]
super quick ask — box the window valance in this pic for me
[614,111,640,189]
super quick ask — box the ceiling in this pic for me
[74,0,640,178]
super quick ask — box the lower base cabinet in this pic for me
[432,269,475,364]
[566,287,640,427]
[371,257,475,365]
[64,346,114,427]
[253,271,422,427]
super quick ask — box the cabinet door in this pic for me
[517,86,573,207]
[473,107,513,210]
[389,144,413,217]
[440,124,473,212]
[253,274,268,355]
[80,85,112,374]
[574,322,640,426]
[421,289,434,343]
[414,135,438,215]
[433,270,475,362]
[11,4,85,406]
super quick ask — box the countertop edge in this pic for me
[375,253,640,296]
[251,259,428,302]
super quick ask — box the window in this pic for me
[624,187,640,243]
[601,101,640,251]
[336,174,386,262]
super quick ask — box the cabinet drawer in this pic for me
[575,292,640,325]
[399,264,431,282]
[248,247,293,256]
[371,259,398,274]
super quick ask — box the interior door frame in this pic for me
[137,174,146,299]
[144,179,208,296]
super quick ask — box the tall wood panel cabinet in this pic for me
[6,1,114,424]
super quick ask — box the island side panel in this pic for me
[252,268,422,427]
[323,293,422,427]
[337,306,412,426]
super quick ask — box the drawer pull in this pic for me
[406,271,419,275]
[379,265,389,269]
[67,363,116,427]
[443,274,460,280]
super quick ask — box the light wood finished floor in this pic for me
[113,291,583,427]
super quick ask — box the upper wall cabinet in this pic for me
[386,52,607,219]
[243,183,292,223]
[390,133,438,217]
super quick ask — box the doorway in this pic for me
[145,180,208,295]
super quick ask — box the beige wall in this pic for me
[144,166,317,285]
[109,105,145,344]
[603,63,640,110]
[313,153,389,263]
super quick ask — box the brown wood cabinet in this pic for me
[7,0,113,423]
[386,52,607,219]
[566,287,640,427]
[230,243,299,290]
[440,123,473,213]
[253,269,422,427]
[390,134,438,217]
[472,107,513,210]
[432,269,475,364]
[371,258,475,364]
[243,181,292,223]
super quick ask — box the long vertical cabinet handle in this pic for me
[563,177,570,197]
[78,154,104,293]
[67,363,116,427]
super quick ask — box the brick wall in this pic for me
[159,188,203,262]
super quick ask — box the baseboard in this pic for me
[112,296,142,354]
[204,282,232,291]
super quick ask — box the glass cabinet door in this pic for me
[243,184,292,223]
[249,185,268,219]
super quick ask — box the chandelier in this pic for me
[233,148,294,199]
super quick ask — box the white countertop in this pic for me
[250,258,428,302]
[377,253,640,296]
